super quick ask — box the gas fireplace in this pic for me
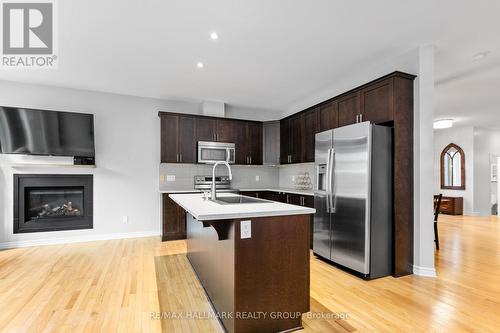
[14,174,93,233]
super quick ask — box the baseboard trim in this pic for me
[412,265,437,277]
[0,230,160,250]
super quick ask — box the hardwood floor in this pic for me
[0,215,499,332]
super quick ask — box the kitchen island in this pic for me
[169,192,315,333]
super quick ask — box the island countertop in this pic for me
[169,192,315,221]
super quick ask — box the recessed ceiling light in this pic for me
[196,62,204,69]
[210,32,219,40]
[472,51,489,62]
[433,119,453,129]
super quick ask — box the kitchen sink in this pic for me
[211,195,271,205]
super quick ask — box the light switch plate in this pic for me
[255,175,260,181]
[166,175,176,182]
[240,220,251,239]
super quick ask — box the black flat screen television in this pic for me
[0,106,95,157]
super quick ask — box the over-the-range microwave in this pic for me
[197,141,235,164]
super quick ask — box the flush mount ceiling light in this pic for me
[433,119,453,129]
[210,32,219,40]
[196,62,204,69]
[472,51,490,62]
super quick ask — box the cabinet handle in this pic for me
[356,115,359,123]
[176,154,179,162]
[250,156,252,164]
[180,154,182,162]
[286,195,290,203]
[359,114,363,122]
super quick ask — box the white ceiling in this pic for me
[1,0,499,125]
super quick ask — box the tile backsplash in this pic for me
[159,164,279,190]
[159,162,315,191]
[279,163,315,189]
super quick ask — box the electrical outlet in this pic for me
[240,220,251,239]
[159,175,165,182]
[255,175,260,181]
[122,216,128,223]
[166,175,176,182]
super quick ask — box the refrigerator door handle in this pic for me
[330,148,336,213]
[329,148,335,213]
[325,148,332,213]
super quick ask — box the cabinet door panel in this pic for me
[361,78,394,123]
[337,92,361,127]
[290,115,304,163]
[160,115,179,163]
[303,196,314,208]
[280,119,290,164]
[241,191,259,198]
[289,194,302,206]
[178,116,196,163]
[217,119,236,143]
[248,122,263,165]
[319,102,338,132]
[162,194,186,241]
[234,121,249,164]
[196,118,217,142]
[304,108,319,162]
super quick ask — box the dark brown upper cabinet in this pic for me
[234,121,262,165]
[247,121,263,165]
[178,116,197,163]
[196,117,236,143]
[319,102,338,132]
[234,121,249,164]
[160,114,196,163]
[290,114,304,164]
[360,77,394,124]
[196,117,217,142]
[303,108,319,162]
[337,91,361,127]
[216,119,236,143]
[440,143,465,190]
[160,114,178,163]
[280,118,291,164]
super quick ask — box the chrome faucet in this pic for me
[211,161,232,200]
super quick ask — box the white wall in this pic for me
[498,157,500,216]
[473,127,500,216]
[433,126,475,214]
[0,80,201,247]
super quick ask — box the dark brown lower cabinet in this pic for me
[162,194,186,241]
[240,191,315,248]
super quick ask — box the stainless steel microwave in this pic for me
[197,141,235,164]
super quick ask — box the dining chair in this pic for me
[433,194,443,250]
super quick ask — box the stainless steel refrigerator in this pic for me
[313,121,393,279]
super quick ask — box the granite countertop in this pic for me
[169,192,315,221]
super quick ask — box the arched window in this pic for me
[440,143,465,190]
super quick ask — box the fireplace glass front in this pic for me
[25,187,84,222]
